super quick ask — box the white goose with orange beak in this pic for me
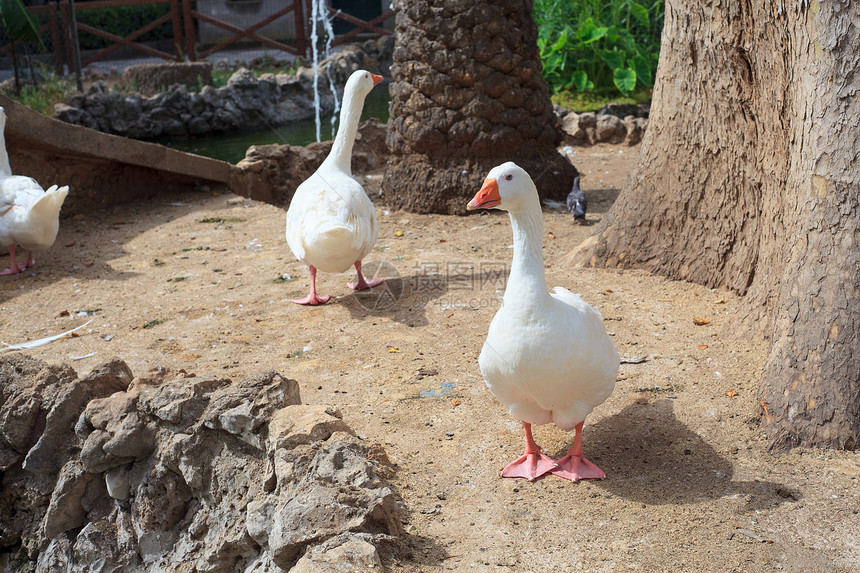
[467,162,619,481]
[286,70,384,305]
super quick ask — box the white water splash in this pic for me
[309,0,341,142]
[322,9,341,139]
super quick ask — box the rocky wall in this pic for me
[0,355,404,572]
[53,38,393,140]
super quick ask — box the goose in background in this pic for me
[0,107,69,275]
[286,70,383,305]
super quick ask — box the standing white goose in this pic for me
[0,107,69,275]
[286,70,383,305]
[467,162,619,481]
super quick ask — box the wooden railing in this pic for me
[329,7,395,48]
[1,0,394,76]
[62,0,185,68]
[181,0,306,59]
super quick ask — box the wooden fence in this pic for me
[0,0,394,76]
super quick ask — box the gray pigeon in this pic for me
[566,176,587,221]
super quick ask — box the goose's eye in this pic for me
[505,174,513,181]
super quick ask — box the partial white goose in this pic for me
[467,162,619,481]
[286,70,383,305]
[0,107,69,275]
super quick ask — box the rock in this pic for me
[121,62,213,96]
[0,355,77,457]
[598,102,639,119]
[1,357,406,571]
[560,112,589,144]
[594,114,627,144]
[624,116,649,146]
[231,119,387,206]
[255,439,403,569]
[291,533,385,573]
[55,42,392,141]
[24,359,132,475]
[555,103,649,147]
[42,460,96,539]
[53,103,95,129]
[104,466,130,501]
[268,405,354,451]
[353,118,390,171]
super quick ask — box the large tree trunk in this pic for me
[566,0,859,450]
[381,0,576,215]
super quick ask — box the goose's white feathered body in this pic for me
[286,165,378,274]
[468,162,618,481]
[285,70,382,304]
[480,285,618,432]
[0,107,69,274]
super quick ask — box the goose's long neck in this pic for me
[0,121,11,177]
[323,87,364,174]
[504,197,550,303]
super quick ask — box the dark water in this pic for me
[160,85,391,164]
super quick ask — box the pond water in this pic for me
[159,85,391,164]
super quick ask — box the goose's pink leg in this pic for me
[292,265,331,305]
[501,422,557,481]
[347,260,383,291]
[0,245,27,275]
[24,250,34,269]
[551,422,605,481]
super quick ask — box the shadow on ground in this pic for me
[559,399,799,510]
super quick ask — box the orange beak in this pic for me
[371,74,384,86]
[467,178,501,210]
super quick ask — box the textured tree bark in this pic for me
[381,0,576,214]
[565,0,859,450]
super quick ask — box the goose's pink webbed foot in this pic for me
[551,422,605,481]
[0,245,28,275]
[501,422,557,481]
[292,265,331,305]
[347,260,383,291]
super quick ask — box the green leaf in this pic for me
[629,2,651,29]
[0,0,44,48]
[571,70,588,92]
[613,68,637,94]
[632,53,653,87]
[579,25,608,45]
[601,49,625,71]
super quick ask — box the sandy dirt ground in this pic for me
[1,143,858,572]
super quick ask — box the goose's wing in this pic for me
[549,286,619,413]
[0,176,44,212]
[344,177,378,259]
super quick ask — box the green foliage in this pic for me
[75,4,173,51]
[0,0,43,47]
[0,72,74,115]
[551,85,652,113]
[534,0,664,98]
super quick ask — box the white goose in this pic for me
[286,70,383,305]
[0,107,69,275]
[467,162,619,481]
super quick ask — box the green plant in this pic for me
[1,71,74,115]
[1,0,46,93]
[551,85,651,113]
[534,0,664,97]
